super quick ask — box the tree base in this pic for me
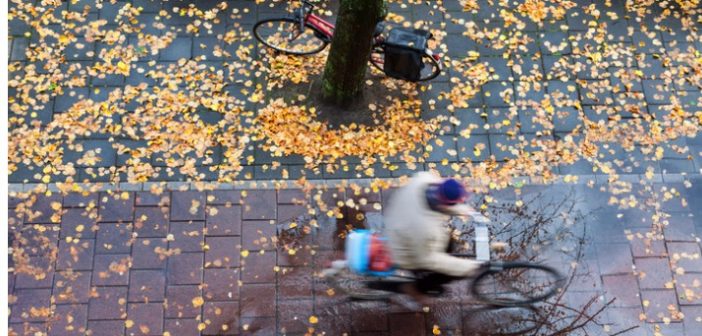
[268,72,400,129]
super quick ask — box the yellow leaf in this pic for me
[432,325,441,335]
[117,61,130,74]
[192,296,204,308]
[241,250,250,257]
[198,323,207,331]
[309,315,318,324]
[125,320,134,328]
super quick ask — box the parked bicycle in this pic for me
[253,0,443,82]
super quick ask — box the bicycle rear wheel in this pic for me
[470,261,564,306]
[369,47,442,81]
[323,263,404,300]
[253,18,329,55]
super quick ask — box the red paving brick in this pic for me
[204,236,241,268]
[241,251,277,283]
[206,205,242,236]
[203,301,239,335]
[134,206,170,238]
[241,220,277,250]
[203,268,240,301]
[241,190,276,220]
[635,258,674,289]
[127,302,165,335]
[128,269,167,303]
[168,221,205,252]
[88,286,128,320]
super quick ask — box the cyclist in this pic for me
[384,172,485,303]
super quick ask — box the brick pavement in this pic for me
[8,182,702,335]
[7,0,702,183]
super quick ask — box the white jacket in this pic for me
[385,172,483,277]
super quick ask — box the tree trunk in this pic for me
[321,0,386,107]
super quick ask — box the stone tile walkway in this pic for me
[8,182,702,335]
[8,0,702,183]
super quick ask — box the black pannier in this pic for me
[383,28,431,82]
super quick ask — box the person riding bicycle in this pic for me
[385,172,485,302]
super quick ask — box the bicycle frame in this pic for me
[305,12,334,39]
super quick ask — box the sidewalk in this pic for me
[9,181,702,335]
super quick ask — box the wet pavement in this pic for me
[8,180,702,335]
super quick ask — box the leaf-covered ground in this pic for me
[7,0,702,335]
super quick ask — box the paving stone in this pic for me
[277,299,313,334]
[482,81,514,107]
[129,269,167,303]
[49,304,89,336]
[165,285,202,318]
[25,194,63,224]
[668,242,702,273]
[241,251,276,283]
[205,236,241,268]
[635,258,673,290]
[203,301,239,335]
[131,238,168,269]
[57,240,95,271]
[134,207,170,238]
[240,283,276,317]
[63,192,99,208]
[127,303,164,335]
[88,286,128,320]
[663,215,698,242]
[167,252,204,285]
[389,312,426,336]
[61,208,98,239]
[674,273,702,306]
[207,190,243,205]
[206,205,241,236]
[629,230,667,258]
[168,221,205,252]
[241,190,277,220]
[86,320,125,336]
[92,254,130,286]
[241,220,278,251]
[170,191,206,221]
[159,37,192,61]
[135,192,170,207]
[278,267,313,299]
[641,290,679,323]
[54,271,92,304]
[95,223,132,254]
[13,224,60,256]
[9,288,52,323]
[349,301,389,332]
[98,192,134,223]
[602,274,641,307]
[164,319,201,336]
[14,255,55,289]
[642,79,673,105]
[240,316,277,335]
[203,268,240,301]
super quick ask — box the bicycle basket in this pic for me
[383,28,431,82]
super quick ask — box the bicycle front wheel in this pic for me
[470,261,565,306]
[253,18,329,55]
[369,47,442,81]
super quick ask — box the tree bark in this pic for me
[321,0,386,107]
